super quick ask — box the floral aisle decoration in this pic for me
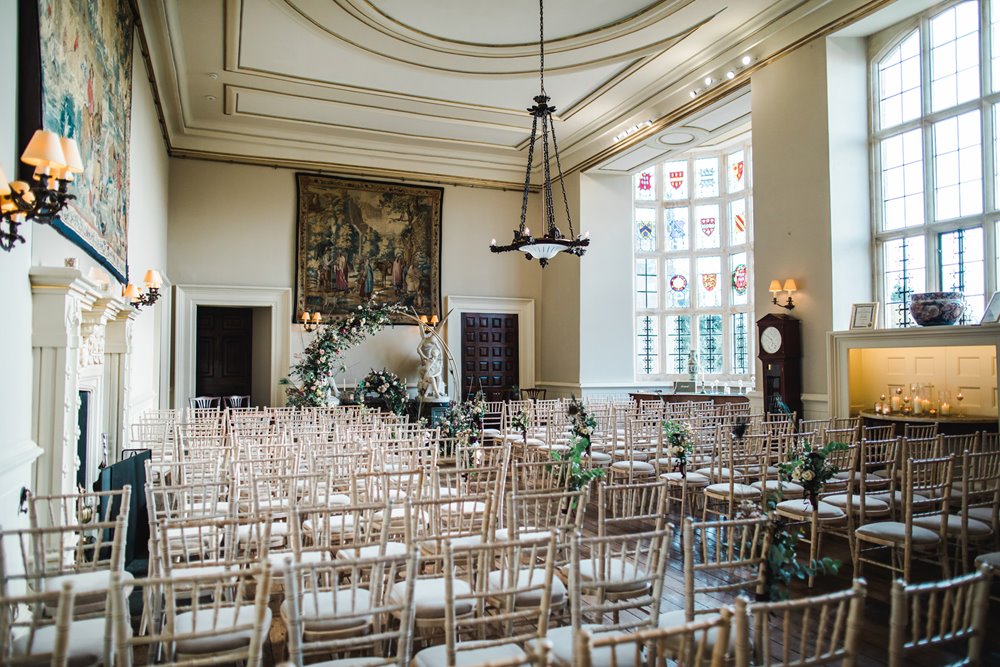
[465,391,486,433]
[437,403,474,458]
[281,295,401,407]
[779,440,849,507]
[662,418,693,474]
[356,368,409,415]
[510,408,532,441]
[552,397,604,492]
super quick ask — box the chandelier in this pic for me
[490,0,589,268]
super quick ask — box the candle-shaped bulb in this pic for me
[491,238,497,246]
[524,227,530,236]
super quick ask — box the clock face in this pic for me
[761,326,782,354]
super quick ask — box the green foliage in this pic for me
[552,397,604,492]
[763,500,841,601]
[356,368,408,415]
[661,418,693,468]
[779,440,849,502]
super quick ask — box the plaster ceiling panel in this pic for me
[686,90,752,132]
[600,145,671,172]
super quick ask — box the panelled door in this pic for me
[196,306,253,399]
[461,312,518,401]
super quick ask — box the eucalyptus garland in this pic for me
[280,296,402,407]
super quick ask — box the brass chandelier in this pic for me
[490,0,589,268]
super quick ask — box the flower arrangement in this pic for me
[778,440,849,505]
[662,418,693,472]
[553,397,604,492]
[465,391,486,430]
[356,368,408,415]
[281,295,402,407]
[510,408,532,439]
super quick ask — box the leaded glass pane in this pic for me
[664,258,691,308]
[698,315,723,374]
[879,31,922,129]
[993,0,1000,90]
[665,315,691,375]
[694,157,719,198]
[930,2,981,112]
[664,160,688,201]
[634,207,656,252]
[635,258,658,309]
[696,204,721,250]
[664,206,689,251]
[636,316,660,375]
[884,236,927,327]
[634,169,655,201]
[881,129,925,230]
[940,226,985,322]
[697,256,722,308]
[933,109,983,220]
[730,198,748,246]
[730,251,748,306]
[728,150,746,193]
[731,312,750,375]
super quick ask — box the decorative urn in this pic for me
[909,291,965,326]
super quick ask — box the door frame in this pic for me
[174,285,291,408]
[445,296,535,400]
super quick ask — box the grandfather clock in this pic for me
[756,313,803,418]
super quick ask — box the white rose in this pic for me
[802,469,815,481]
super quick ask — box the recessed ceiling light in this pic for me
[208,72,219,80]
[689,90,698,98]
[741,55,753,66]
[726,70,736,80]
[205,95,217,101]
[704,76,714,86]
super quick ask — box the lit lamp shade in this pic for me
[521,243,564,261]
[0,167,9,196]
[311,312,322,324]
[300,311,310,324]
[59,137,84,174]
[429,315,439,325]
[10,181,35,205]
[143,269,163,288]
[21,130,67,170]
[768,280,782,294]
[782,279,798,293]
[123,283,141,301]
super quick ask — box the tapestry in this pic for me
[295,174,442,324]
[37,0,134,282]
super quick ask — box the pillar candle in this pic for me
[940,402,952,416]
[890,395,901,411]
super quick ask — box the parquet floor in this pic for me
[252,501,1000,666]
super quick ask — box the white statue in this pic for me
[326,372,341,406]
[417,322,447,401]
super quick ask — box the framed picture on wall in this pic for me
[849,302,879,330]
[981,292,1000,324]
[294,173,443,324]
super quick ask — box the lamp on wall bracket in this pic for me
[769,278,797,310]
[0,130,84,252]
[488,0,590,268]
[123,269,164,310]
[300,311,323,333]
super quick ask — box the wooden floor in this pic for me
[250,501,1000,666]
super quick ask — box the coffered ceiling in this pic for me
[137,0,891,187]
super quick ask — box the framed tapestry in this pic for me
[21,0,135,282]
[294,174,443,324]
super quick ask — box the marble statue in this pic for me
[417,322,447,401]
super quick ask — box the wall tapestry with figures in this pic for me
[27,0,134,281]
[294,174,442,324]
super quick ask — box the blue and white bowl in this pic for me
[909,292,965,326]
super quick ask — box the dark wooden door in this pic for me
[196,306,253,399]
[461,312,518,401]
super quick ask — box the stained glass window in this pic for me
[636,316,659,375]
[635,258,658,309]
[884,236,926,328]
[873,2,995,327]
[698,315,723,374]
[940,227,985,322]
[635,208,656,252]
[633,138,753,382]
[731,312,749,375]
[634,169,656,201]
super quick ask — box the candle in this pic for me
[923,398,932,412]
[913,398,923,415]
[940,402,951,416]
[890,395,901,411]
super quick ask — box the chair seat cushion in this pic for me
[280,589,372,632]
[487,568,566,607]
[705,483,760,498]
[12,616,113,667]
[527,625,636,667]
[746,466,780,476]
[822,494,890,513]
[389,578,472,618]
[660,471,710,486]
[336,541,409,560]
[659,610,734,654]
[578,558,651,593]
[969,506,996,524]
[267,550,332,572]
[42,569,135,602]
[775,499,845,520]
[588,452,613,463]
[868,491,932,507]
[174,606,273,654]
[855,521,940,545]
[611,460,655,474]
[413,642,525,667]
[441,501,488,515]
[751,480,805,496]
[237,522,289,541]
[912,514,993,537]
[482,428,502,438]
[833,471,884,483]
[525,438,549,447]
[696,467,743,480]
[303,515,357,534]
[975,552,1000,568]
[494,528,551,542]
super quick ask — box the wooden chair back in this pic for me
[682,516,770,620]
[579,611,731,667]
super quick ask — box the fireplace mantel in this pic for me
[30,267,135,496]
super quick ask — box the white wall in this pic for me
[0,0,40,540]
[167,158,543,401]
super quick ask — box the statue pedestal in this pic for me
[413,398,451,426]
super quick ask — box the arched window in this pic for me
[632,136,754,387]
[872,0,997,326]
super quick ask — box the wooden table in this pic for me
[630,391,750,406]
[858,410,998,436]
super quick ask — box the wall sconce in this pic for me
[418,314,440,327]
[769,278,797,310]
[0,130,84,252]
[122,269,163,310]
[301,311,323,332]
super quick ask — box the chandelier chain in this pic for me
[548,119,575,239]
[540,114,556,235]
[518,114,539,231]
[538,0,545,95]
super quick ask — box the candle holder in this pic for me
[956,391,964,416]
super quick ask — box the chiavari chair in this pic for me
[580,612,731,667]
